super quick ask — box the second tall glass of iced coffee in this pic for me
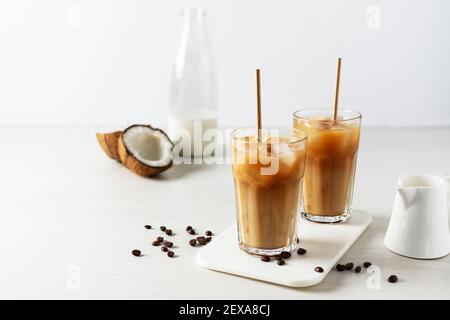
[294,109,361,223]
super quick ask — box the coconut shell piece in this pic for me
[96,131,122,161]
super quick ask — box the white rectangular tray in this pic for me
[196,210,372,287]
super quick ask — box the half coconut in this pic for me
[118,125,174,177]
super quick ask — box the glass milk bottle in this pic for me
[168,8,218,157]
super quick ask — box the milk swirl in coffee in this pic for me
[231,128,307,255]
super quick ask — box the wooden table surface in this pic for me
[0,127,449,299]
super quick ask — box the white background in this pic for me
[0,0,449,127]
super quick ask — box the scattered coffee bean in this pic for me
[272,255,282,261]
[280,251,291,259]
[297,248,307,255]
[131,249,141,257]
[277,259,285,266]
[355,266,362,273]
[157,236,164,242]
[205,236,212,242]
[152,240,161,246]
[188,228,196,235]
[167,251,175,258]
[346,262,354,270]
[186,226,193,231]
[160,226,166,232]
[261,256,270,262]
[315,266,324,273]
[388,275,398,283]
[363,261,372,268]
[197,236,207,245]
[205,231,213,236]
[336,264,346,271]
[163,241,173,248]
[189,239,197,247]
[297,238,300,243]
[165,229,173,236]
[144,225,152,229]
[161,246,168,252]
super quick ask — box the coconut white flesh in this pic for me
[122,126,173,168]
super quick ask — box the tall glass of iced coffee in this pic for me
[293,109,361,223]
[231,127,307,256]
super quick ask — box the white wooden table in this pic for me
[0,127,449,299]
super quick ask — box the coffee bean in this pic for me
[280,251,291,259]
[197,237,207,245]
[388,275,398,283]
[131,249,141,257]
[336,264,346,271]
[157,236,164,242]
[163,241,173,248]
[273,255,282,261]
[167,251,175,258]
[160,226,166,231]
[315,266,324,273]
[205,231,213,236]
[144,225,151,229]
[297,238,300,243]
[346,262,354,270]
[297,248,307,255]
[165,229,173,236]
[355,266,362,273]
[277,259,285,266]
[261,256,270,262]
[363,261,372,268]
[186,226,193,231]
[205,236,212,242]
[152,240,161,246]
[161,246,168,252]
[188,228,196,235]
[189,239,196,247]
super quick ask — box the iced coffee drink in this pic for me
[231,128,307,255]
[294,109,361,223]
